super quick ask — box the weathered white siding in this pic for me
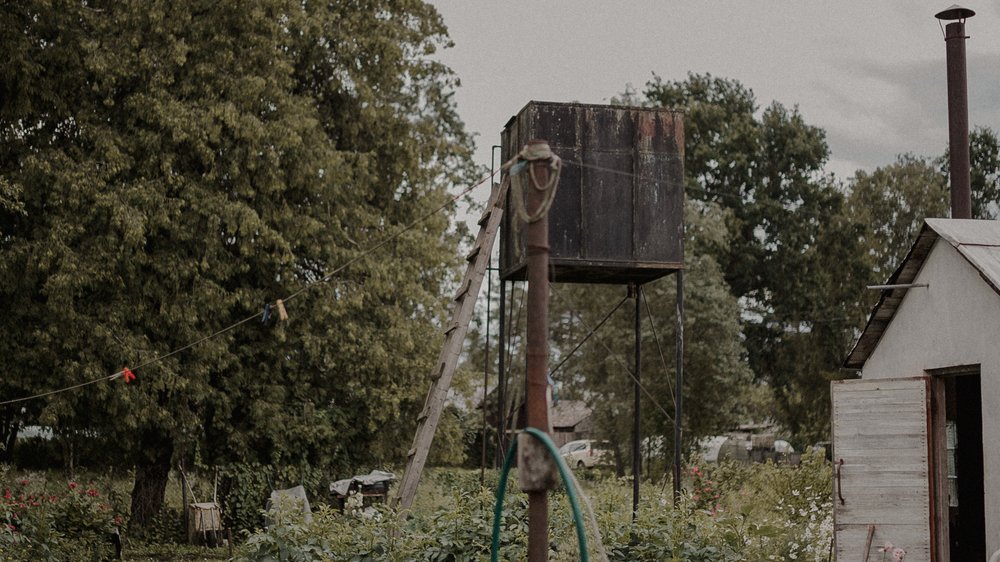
[832,377,932,562]
[861,239,1000,556]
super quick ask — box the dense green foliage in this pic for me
[641,74,870,446]
[238,457,832,561]
[1,459,834,561]
[847,154,949,284]
[943,126,1000,221]
[0,468,128,561]
[636,75,1000,446]
[0,0,474,526]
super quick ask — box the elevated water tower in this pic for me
[500,101,685,284]
[495,101,686,515]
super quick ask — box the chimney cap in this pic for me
[935,4,975,20]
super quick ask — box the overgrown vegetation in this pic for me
[1,457,831,561]
[238,456,832,562]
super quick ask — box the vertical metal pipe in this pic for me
[497,279,506,468]
[673,270,684,504]
[480,262,491,485]
[525,140,552,562]
[632,284,642,519]
[181,468,188,537]
[944,20,972,219]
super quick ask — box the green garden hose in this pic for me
[490,427,588,561]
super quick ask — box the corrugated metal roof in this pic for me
[844,219,1000,369]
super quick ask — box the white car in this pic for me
[558,439,612,469]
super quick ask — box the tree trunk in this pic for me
[0,411,18,463]
[130,429,174,530]
[612,443,625,477]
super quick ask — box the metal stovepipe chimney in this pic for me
[936,4,976,219]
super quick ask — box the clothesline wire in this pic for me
[0,169,498,407]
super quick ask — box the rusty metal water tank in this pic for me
[500,101,685,284]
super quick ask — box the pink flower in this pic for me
[68,482,77,490]
[878,542,894,553]
[892,547,906,561]
[18,479,28,486]
[86,489,98,497]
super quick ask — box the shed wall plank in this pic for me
[832,377,932,561]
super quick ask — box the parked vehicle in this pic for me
[558,439,612,469]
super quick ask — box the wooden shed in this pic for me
[837,218,1000,561]
[549,400,594,448]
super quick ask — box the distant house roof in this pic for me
[550,400,592,429]
[845,218,1000,369]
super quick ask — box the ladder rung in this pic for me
[478,208,492,226]
[430,361,445,380]
[407,448,416,458]
[417,409,429,422]
[444,322,459,336]
[453,279,470,301]
[465,245,482,263]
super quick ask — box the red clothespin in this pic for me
[122,367,136,384]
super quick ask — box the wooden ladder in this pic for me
[393,179,508,511]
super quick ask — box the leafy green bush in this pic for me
[240,472,528,561]
[235,457,834,561]
[0,469,127,561]
[217,462,329,538]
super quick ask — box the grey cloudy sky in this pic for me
[430,1,1000,182]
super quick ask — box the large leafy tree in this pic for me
[847,154,949,286]
[968,127,1000,220]
[0,0,473,526]
[642,74,866,445]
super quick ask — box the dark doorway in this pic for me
[945,373,986,561]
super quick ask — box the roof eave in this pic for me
[843,222,940,369]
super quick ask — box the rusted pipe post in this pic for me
[519,139,558,562]
[514,140,556,562]
[937,6,975,219]
[945,20,971,218]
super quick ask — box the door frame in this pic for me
[926,363,982,562]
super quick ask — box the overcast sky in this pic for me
[430,1,1000,183]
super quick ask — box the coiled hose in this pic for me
[490,427,588,561]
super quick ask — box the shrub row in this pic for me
[240,453,833,561]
